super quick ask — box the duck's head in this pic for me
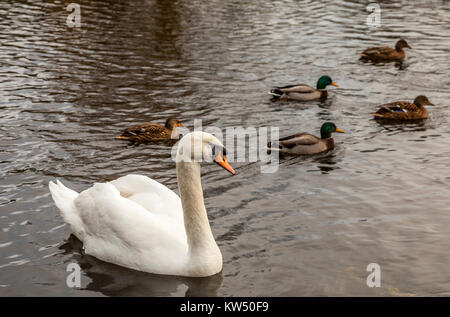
[395,39,411,51]
[413,95,434,107]
[165,118,183,130]
[177,131,235,175]
[317,76,339,90]
[320,122,345,139]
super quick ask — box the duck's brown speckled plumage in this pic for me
[115,118,182,142]
[373,96,434,121]
[360,39,411,62]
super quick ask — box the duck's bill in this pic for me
[336,128,345,133]
[429,103,435,106]
[331,82,339,87]
[214,153,235,175]
[407,44,412,49]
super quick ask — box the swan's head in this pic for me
[177,131,235,175]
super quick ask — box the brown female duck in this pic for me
[115,118,183,142]
[360,39,411,62]
[373,96,434,121]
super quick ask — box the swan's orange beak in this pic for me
[214,151,235,175]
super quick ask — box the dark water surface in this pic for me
[1,0,449,296]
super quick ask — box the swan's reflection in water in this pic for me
[59,235,223,297]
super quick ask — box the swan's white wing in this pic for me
[74,182,189,275]
[110,174,183,225]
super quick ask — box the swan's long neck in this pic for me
[176,161,220,258]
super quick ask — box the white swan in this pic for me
[49,131,235,277]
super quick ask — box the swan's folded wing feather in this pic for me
[111,174,178,199]
[73,182,188,274]
[110,174,183,222]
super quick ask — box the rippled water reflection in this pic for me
[0,0,449,296]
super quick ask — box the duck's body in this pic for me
[267,122,344,155]
[49,132,235,277]
[269,84,326,102]
[269,76,338,102]
[373,95,434,121]
[360,39,411,62]
[270,133,334,155]
[115,118,182,142]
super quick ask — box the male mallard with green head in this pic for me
[267,122,344,155]
[373,95,434,121]
[360,39,411,62]
[115,118,183,142]
[269,76,339,102]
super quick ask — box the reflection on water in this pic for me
[1,0,450,296]
[375,119,427,133]
[60,235,223,297]
[360,59,408,71]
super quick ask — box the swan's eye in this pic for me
[211,145,227,159]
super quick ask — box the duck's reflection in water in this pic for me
[374,119,427,134]
[59,235,223,297]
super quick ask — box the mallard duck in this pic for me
[360,39,411,62]
[115,118,183,142]
[373,95,434,121]
[269,76,339,102]
[267,122,344,155]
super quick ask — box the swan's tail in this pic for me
[49,180,84,239]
